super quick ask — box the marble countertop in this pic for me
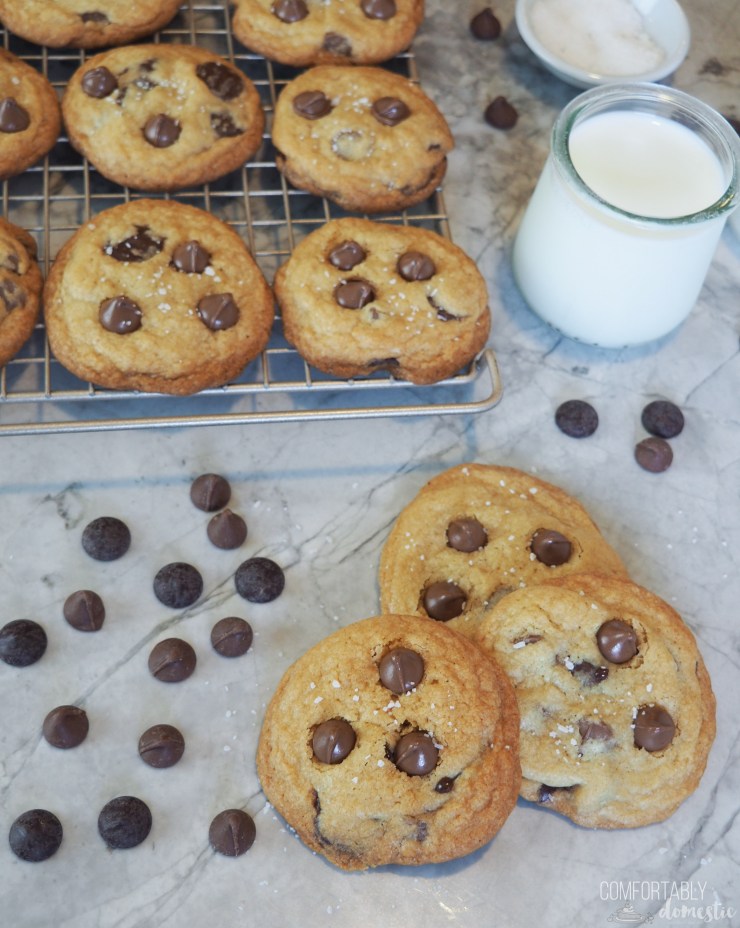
[2,1,739,926]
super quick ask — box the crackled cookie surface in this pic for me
[256,614,520,870]
[379,463,628,635]
[274,218,490,384]
[0,0,181,49]
[0,218,43,368]
[233,0,424,67]
[474,573,716,828]
[62,45,264,192]
[44,199,274,395]
[272,65,453,213]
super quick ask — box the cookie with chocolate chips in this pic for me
[256,613,520,870]
[232,0,424,68]
[43,199,274,395]
[473,573,716,828]
[62,44,264,192]
[379,463,628,634]
[271,65,453,213]
[0,217,43,369]
[0,0,181,49]
[274,218,489,384]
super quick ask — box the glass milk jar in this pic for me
[512,83,739,348]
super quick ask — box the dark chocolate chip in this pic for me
[322,32,352,56]
[312,718,356,764]
[361,0,397,19]
[596,619,638,664]
[371,96,411,127]
[427,294,461,321]
[633,704,676,752]
[153,563,203,609]
[211,112,244,137]
[555,399,599,438]
[635,436,673,473]
[197,293,239,330]
[422,580,466,621]
[1,251,19,273]
[485,96,518,130]
[235,557,285,603]
[334,278,376,309]
[148,638,197,683]
[530,528,571,566]
[435,776,455,793]
[394,731,438,776]
[99,295,143,334]
[143,113,181,148]
[80,11,109,23]
[397,250,436,281]
[293,90,332,119]
[98,796,152,849]
[0,97,30,133]
[9,810,63,862]
[211,616,253,657]
[470,7,501,39]
[138,724,185,768]
[570,660,608,687]
[578,718,613,742]
[0,278,25,311]
[272,0,309,22]
[190,473,231,511]
[209,809,256,856]
[172,240,211,274]
[81,66,118,99]
[81,516,131,561]
[0,619,47,667]
[104,226,164,262]
[378,647,424,695]
[446,517,487,552]
[641,400,684,439]
[195,61,244,100]
[328,240,366,270]
[63,590,105,632]
[207,509,247,549]
[42,705,89,749]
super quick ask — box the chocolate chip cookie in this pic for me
[0,50,61,182]
[473,573,716,828]
[0,0,181,49]
[379,463,628,635]
[0,217,43,368]
[232,0,424,68]
[274,218,490,384]
[256,613,520,870]
[272,65,453,213]
[43,199,274,395]
[62,45,264,192]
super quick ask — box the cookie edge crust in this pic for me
[0,217,42,367]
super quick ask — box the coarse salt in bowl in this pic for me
[515,0,691,89]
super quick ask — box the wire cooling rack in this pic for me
[0,1,502,435]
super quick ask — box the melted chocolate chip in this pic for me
[272,0,308,22]
[633,704,676,752]
[422,580,466,621]
[63,590,105,632]
[397,251,436,281]
[293,90,332,120]
[153,564,203,609]
[328,240,366,271]
[323,32,352,56]
[371,97,411,127]
[9,810,63,862]
[105,226,164,262]
[207,509,247,549]
[138,724,185,768]
[81,66,118,99]
[334,278,376,309]
[211,616,253,657]
[635,436,673,473]
[211,112,244,137]
[394,731,438,776]
[195,61,244,100]
[427,294,461,321]
[485,96,518,130]
[0,619,47,667]
[80,11,109,23]
[81,516,131,561]
[209,809,256,856]
[570,660,609,687]
[1,252,19,273]
[641,400,684,439]
[143,113,181,148]
[42,705,89,749]
[578,718,613,742]
[435,776,455,793]
[190,473,230,511]
[148,638,197,683]
[99,296,142,334]
[555,399,599,438]
[513,633,543,646]
[234,557,285,603]
[470,7,501,39]
[361,0,397,19]
[172,240,211,274]
[446,517,487,552]
[596,619,638,664]
[197,293,239,330]
[312,718,356,764]
[0,278,25,311]
[0,98,30,133]
[530,528,571,566]
[378,647,424,695]
[98,796,152,849]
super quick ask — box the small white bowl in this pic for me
[515,0,691,89]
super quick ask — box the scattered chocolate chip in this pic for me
[172,240,211,274]
[143,113,181,148]
[211,112,244,137]
[422,580,466,621]
[446,517,487,552]
[195,61,244,100]
[328,240,366,270]
[312,718,356,764]
[470,7,501,40]
[138,724,185,768]
[435,776,455,793]
[398,251,436,282]
[0,278,25,311]
[63,590,105,632]
[596,619,638,664]
[211,616,253,658]
[190,473,231,511]
[361,0,396,19]
[394,731,438,776]
[635,436,673,473]
[99,295,143,334]
[209,809,256,856]
[272,0,308,22]
[371,96,411,127]
[334,278,376,309]
[530,528,571,566]
[633,704,676,752]
[293,90,332,120]
[0,97,30,133]
[485,95,518,130]
[207,509,247,549]
[197,293,239,330]
[578,718,613,742]
[323,32,352,56]
[378,647,424,695]
[81,516,131,561]
[81,66,118,99]
[153,563,203,609]
[555,399,599,438]
[570,660,608,687]
[104,226,164,262]
[42,705,89,749]
[0,619,47,667]
[148,638,197,683]
[641,400,684,439]
[9,810,63,862]
[235,557,285,603]
[98,796,152,849]
[80,11,109,23]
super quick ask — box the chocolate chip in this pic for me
[1,251,19,273]
[293,90,332,119]
[323,32,352,56]
[98,796,152,849]
[538,784,575,803]
[9,810,63,862]
[99,295,142,334]
[578,718,613,742]
[427,294,461,321]
[641,400,684,439]
[143,113,181,148]
[153,563,203,609]
[446,517,487,552]
[211,616,253,657]
[234,557,285,603]
[104,226,164,262]
[42,705,89,749]
[138,724,185,768]
[394,731,438,776]
[512,633,543,646]
[172,241,211,274]
[397,251,436,281]
[635,436,673,473]
[63,590,105,632]
[570,660,608,687]
[80,11,109,23]
[530,528,571,566]
[197,293,239,330]
[368,357,399,369]
[312,718,356,764]
[195,61,244,100]
[596,619,638,664]
[272,0,308,22]
[334,278,376,309]
[81,66,118,99]
[378,647,424,695]
[435,776,455,793]
[0,97,30,133]
[207,509,247,549]
[0,278,25,311]
[555,399,599,438]
[148,638,197,683]
[371,96,410,127]
[328,240,366,270]
[633,704,676,752]
[422,580,466,621]
[361,0,397,19]
[211,112,244,137]
[209,809,256,856]
[81,516,131,561]
[190,473,231,511]
[0,619,47,667]
[485,96,518,130]
[470,7,501,39]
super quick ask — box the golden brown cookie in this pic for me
[62,45,265,193]
[0,218,42,368]
[473,573,716,828]
[44,199,274,395]
[0,50,61,182]
[0,0,181,49]
[379,463,628,635]
[271,65,453,213]
[274,218,490,384]
[256,614,520,870]
[232,0,425,68]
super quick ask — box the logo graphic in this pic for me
[608,903,654,924]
